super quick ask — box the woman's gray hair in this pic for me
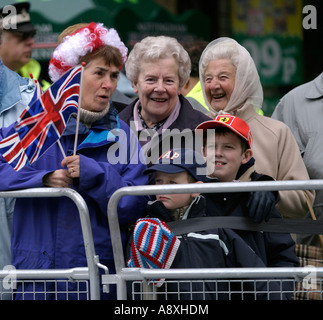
[199,37,263,117]
[125,35,191,88]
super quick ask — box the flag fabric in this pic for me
[0,65,81,170]
[0,129,28,171]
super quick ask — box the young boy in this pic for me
[196,114,299,294]
[143,148,205,221]
[127,138,299,299]
[197,114,278,223]
[198,114,253,182]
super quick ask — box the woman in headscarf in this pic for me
[199,37,314,219]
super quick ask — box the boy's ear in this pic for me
[241,149,253,164]
[192,180,203,198]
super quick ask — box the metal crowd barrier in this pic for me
[0,188,101,300]
[104,179,323,300]
[1,181,323,300]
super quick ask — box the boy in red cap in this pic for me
[196,114,277,222]
[197,114,253,182]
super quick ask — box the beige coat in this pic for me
[234,103,314,219]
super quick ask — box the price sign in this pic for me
[231,0,304,86]
[239,36,303,85]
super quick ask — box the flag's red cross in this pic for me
[17,85,79,149]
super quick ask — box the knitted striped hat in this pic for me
[127,218,180,287]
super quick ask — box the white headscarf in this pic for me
[199,37,263,118]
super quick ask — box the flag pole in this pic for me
[57,140,67,158]
[73,62,86,156]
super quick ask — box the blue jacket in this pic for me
[0,59,35,127]
[0,106,149,299]
[0,59,35,280]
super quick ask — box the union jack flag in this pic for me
[0,65,82,170]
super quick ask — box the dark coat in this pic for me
[119,95,210,164]
[141,193,298,300]
[119,94,210,133]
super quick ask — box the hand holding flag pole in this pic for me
[73,62,86,156]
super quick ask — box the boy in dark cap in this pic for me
[143,148,205,220]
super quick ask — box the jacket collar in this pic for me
[236,157,255,180]
[62,105,120,148]
[305,73,323,99]
[182,195,206,219]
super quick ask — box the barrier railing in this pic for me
[0,188,101,300]
[1,181,323,300]
[106,179,323,299]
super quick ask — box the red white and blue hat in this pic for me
[127,218,180,287]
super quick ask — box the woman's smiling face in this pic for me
[132,57,181,127]
[204,59,236,112]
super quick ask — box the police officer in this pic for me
[0,2,50,90]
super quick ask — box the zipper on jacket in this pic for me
[180,234,193,266]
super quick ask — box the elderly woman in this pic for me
[199,37,314,219]
[119,36,210,160]
[0,22,148,299]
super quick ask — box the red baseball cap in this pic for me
[196,114,253,149]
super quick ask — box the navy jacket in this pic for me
[0,106,149,299]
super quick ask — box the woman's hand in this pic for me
[42,155,80,188]
[43,169,73,188]
[61,155,80,179]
